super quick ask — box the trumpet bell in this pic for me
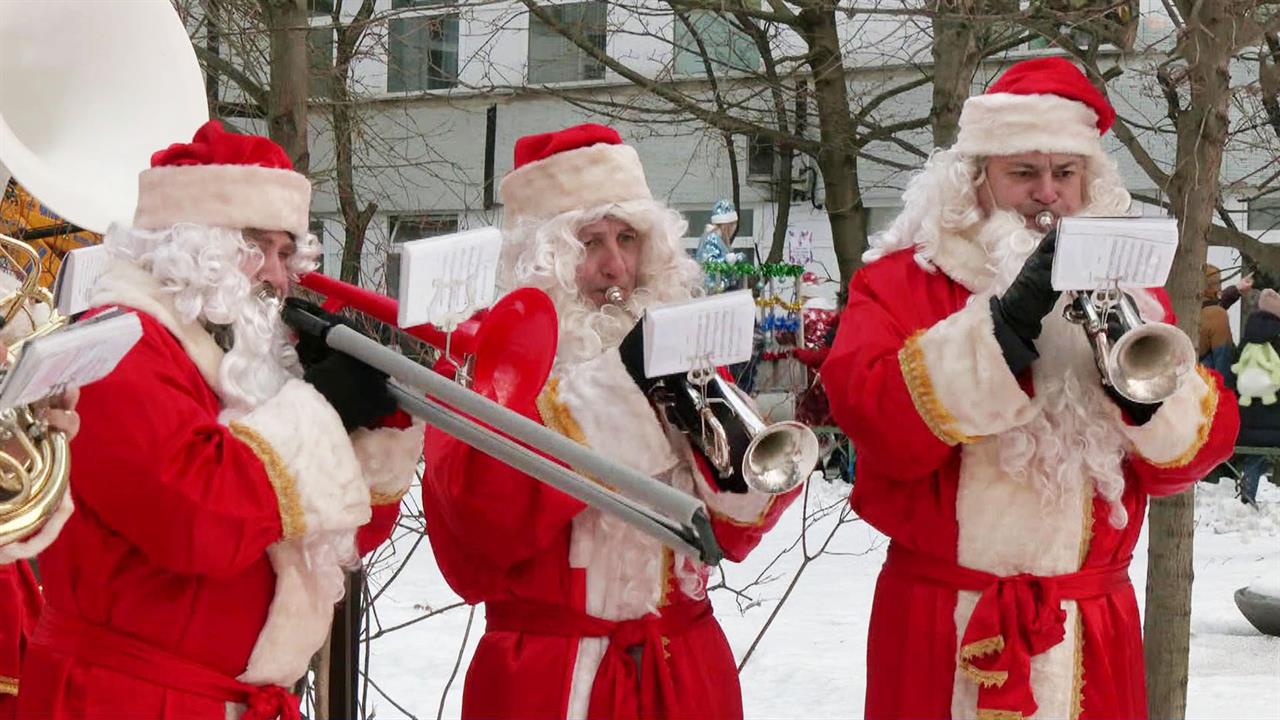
[1108,321,1196,404]
[743,420,820,495]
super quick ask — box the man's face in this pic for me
[977,152,1087,229]
[575,216,642,308]
[243,229,296,297]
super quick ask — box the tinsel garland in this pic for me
[700,261,804,279]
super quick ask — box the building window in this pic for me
[308,0,335,15]
[865,206,903,235]
[387,213,459,296]
[682,208,754,239]
[528,1,607,84]
[747,135,774,178]
[308,26,335,98]
[672,11,759,76]
[1247,196,1280,233]
[388,4,459,92]
[310,219,340,276]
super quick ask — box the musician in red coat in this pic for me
[422,124,800,719]
[0,274,81,719]
[17,121,423,720]
[823,58,1240,720]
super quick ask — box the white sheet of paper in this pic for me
[642,290,756,378]
[0,309,142,410]
[1051,216,1178,291]
[397,227,502,328]
[52,244,111,316]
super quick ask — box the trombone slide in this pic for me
[299,313,724,565]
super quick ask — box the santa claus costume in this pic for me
[822,59,1239,720]
[17,121,423,720]
[421,124,800,719]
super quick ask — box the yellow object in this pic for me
[0,180,102,289]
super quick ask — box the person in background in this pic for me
[1200,264,1251,376]
[1231,288,1280,507]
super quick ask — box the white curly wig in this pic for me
[105,222,320,411]
[499,199,702,365]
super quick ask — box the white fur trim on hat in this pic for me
[954,93,1103,159]
[499,143,652,228]
[133,164,312,239]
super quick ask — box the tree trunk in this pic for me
[1143,3,1239,718]
[798,6,865,287]
[261,0,309,172]
[929,1,982,147]
[768,144,794,263]
[332,0,378,284]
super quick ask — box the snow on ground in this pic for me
[362,477,1280,719]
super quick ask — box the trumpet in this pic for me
[288,277,724,565]
[1034,211,1195,403]
[605,286,817,495]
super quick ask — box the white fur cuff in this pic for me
[1123,366,1217,468]
[230,379,371,539]
[351,420,425,503]
[901,300,1036,444]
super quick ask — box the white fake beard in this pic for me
[215,289,304,414]
[554,286,675,366]
[974,210,1132,527]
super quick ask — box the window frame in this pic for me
[527,1,608,85]
[386,1,461,93]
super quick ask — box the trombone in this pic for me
[286,282,724,565]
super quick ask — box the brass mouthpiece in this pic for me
[605,286,626,307]
[1034,211,1058,232]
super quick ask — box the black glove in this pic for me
[283,297,360,368]
[990,231,1061,374]
[618,320,660,393]
[303,351,398,432]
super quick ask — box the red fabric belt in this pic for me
[30,605,299,720]
[884,543,1132,719]
[485,598,713,720]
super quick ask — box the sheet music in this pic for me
[53,244,111,316]
[1051,216,1178,291]
[642,290,755,378]
[397,227,502,328]
[0,310,142,410]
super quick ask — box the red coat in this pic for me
[16,263,422,719]
[822,250,1238,720]
[423,347,799,719]
[0,562,39,719]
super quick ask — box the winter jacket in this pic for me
[1230,309,1280,448]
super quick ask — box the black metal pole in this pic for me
[327,568,363,719]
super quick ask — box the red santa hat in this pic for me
[498,123,652,228]
[953,57,1115,160]
[132,120,312,239]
